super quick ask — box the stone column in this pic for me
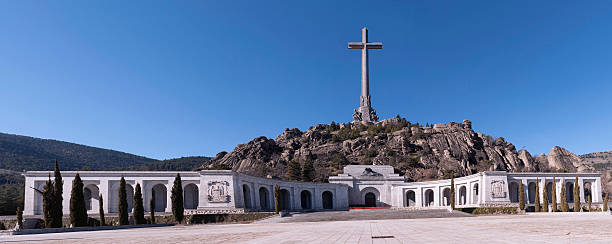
[100,179,110,214]
[165,181,172,213]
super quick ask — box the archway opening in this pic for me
[242,185,252,209]
[152,184,167,212]
[584,182,592,202]
[279,189,290,210]
[472,183,479,204]
[126,184,135,212]
[406,190,416,207]
[528,182,536,204]
[546,182,553,203]
[364,192,376,207]
[509,182,519,203]
[183,184,199,210]
[425,189,434,206]
[259,187,269,210]
[459,186,467,205]
[83,184,99,211]
[300,190,312,210]
[566,182,574,203]
[442,188,451,206]
[322,191,333,209]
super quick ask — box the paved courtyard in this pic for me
[2,213,611,243]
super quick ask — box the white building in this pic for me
[23,166,603,216]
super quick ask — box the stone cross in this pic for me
[348,27,381,122]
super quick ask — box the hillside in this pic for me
[0,132,210,215]
[206,117,606,187]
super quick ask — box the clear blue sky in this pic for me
[1,1,611,160]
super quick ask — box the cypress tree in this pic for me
[171,173,184,224]
[150,191,156,224]
[518,182,525,211]
[274,185,280,214]
[99,194,105,226]
[561,179,569,212]
[551,176,557,212]
[542,179,549,212]
[534,179,540,212]
[587,195,592,212]
[52,160,63,228]
[16,207,23,230]
[301,161,315,182]
[450,176,455,210]
[118,177,129,225]
[604,193,609,212]
[573,176,581,212]
[133,183,145,224]
[42,176,55,228]
[70,173,88,227]
[287,160,302,181]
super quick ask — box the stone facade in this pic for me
[22,170,349,216]
[329,165,603,209]
[23,167,602,216]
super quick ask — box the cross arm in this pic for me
[348,42,364,49]
[366,42,382,49]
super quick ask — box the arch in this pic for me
[152,184,167,212]
[183,184,199,210]
[566,181,574,203]
[472,183,479,204]
[424,189,434,206]
[528,182,536,204]
[365,192,376,207]
[584,181,592,202]
[259,187,270,210]
[442,188,451,206]
[242,184,252,209]
[300,190,312,210]
[83,184,99,211]
[509,181,519,203]
[361,188,379,207]
[406,190,416,207]
[279,189,290,210]
[459,186,467,205]
[125,184,135,212]
[33,183,44,215]
[546,182,553,203]
[322,191,333,209]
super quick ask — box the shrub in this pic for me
[551,176,557,212]
[150,191,155,224]
[542,179,549,212]
[604,193,609,212]
[561,179,569,212]
[534,179,540,212]
[52,160,64,228]
[574,176,580,212]
[274,185,280,214]
[16,207,23,229]
[450,176,455,210]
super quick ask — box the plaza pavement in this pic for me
[1,212,611,243]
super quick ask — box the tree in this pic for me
[171,173,184,224]
[542,179,549,212]
[574,176,581,212]
[52,160,63,228]
[301,161,315,182]
[133,183,145,224]
[286,160,302,181]
[519,182,525,211]
[274,185,280,214]
[450,176,455,210]
[118,177,129,225]
[587,195,592,212]
[604,193,609,212]
[16,207,23,230]
[551,176,557,212]
[150,191,156,224]
[99,194,105,226]
[534,179,540,212]
[561,179,569,212]
[42,176,55,228]
[70,173,88,227]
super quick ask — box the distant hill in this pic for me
[0,132,158,171]
[0,132,211,215]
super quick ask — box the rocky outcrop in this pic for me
[546,146,594,172]
[206,118,574,182]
